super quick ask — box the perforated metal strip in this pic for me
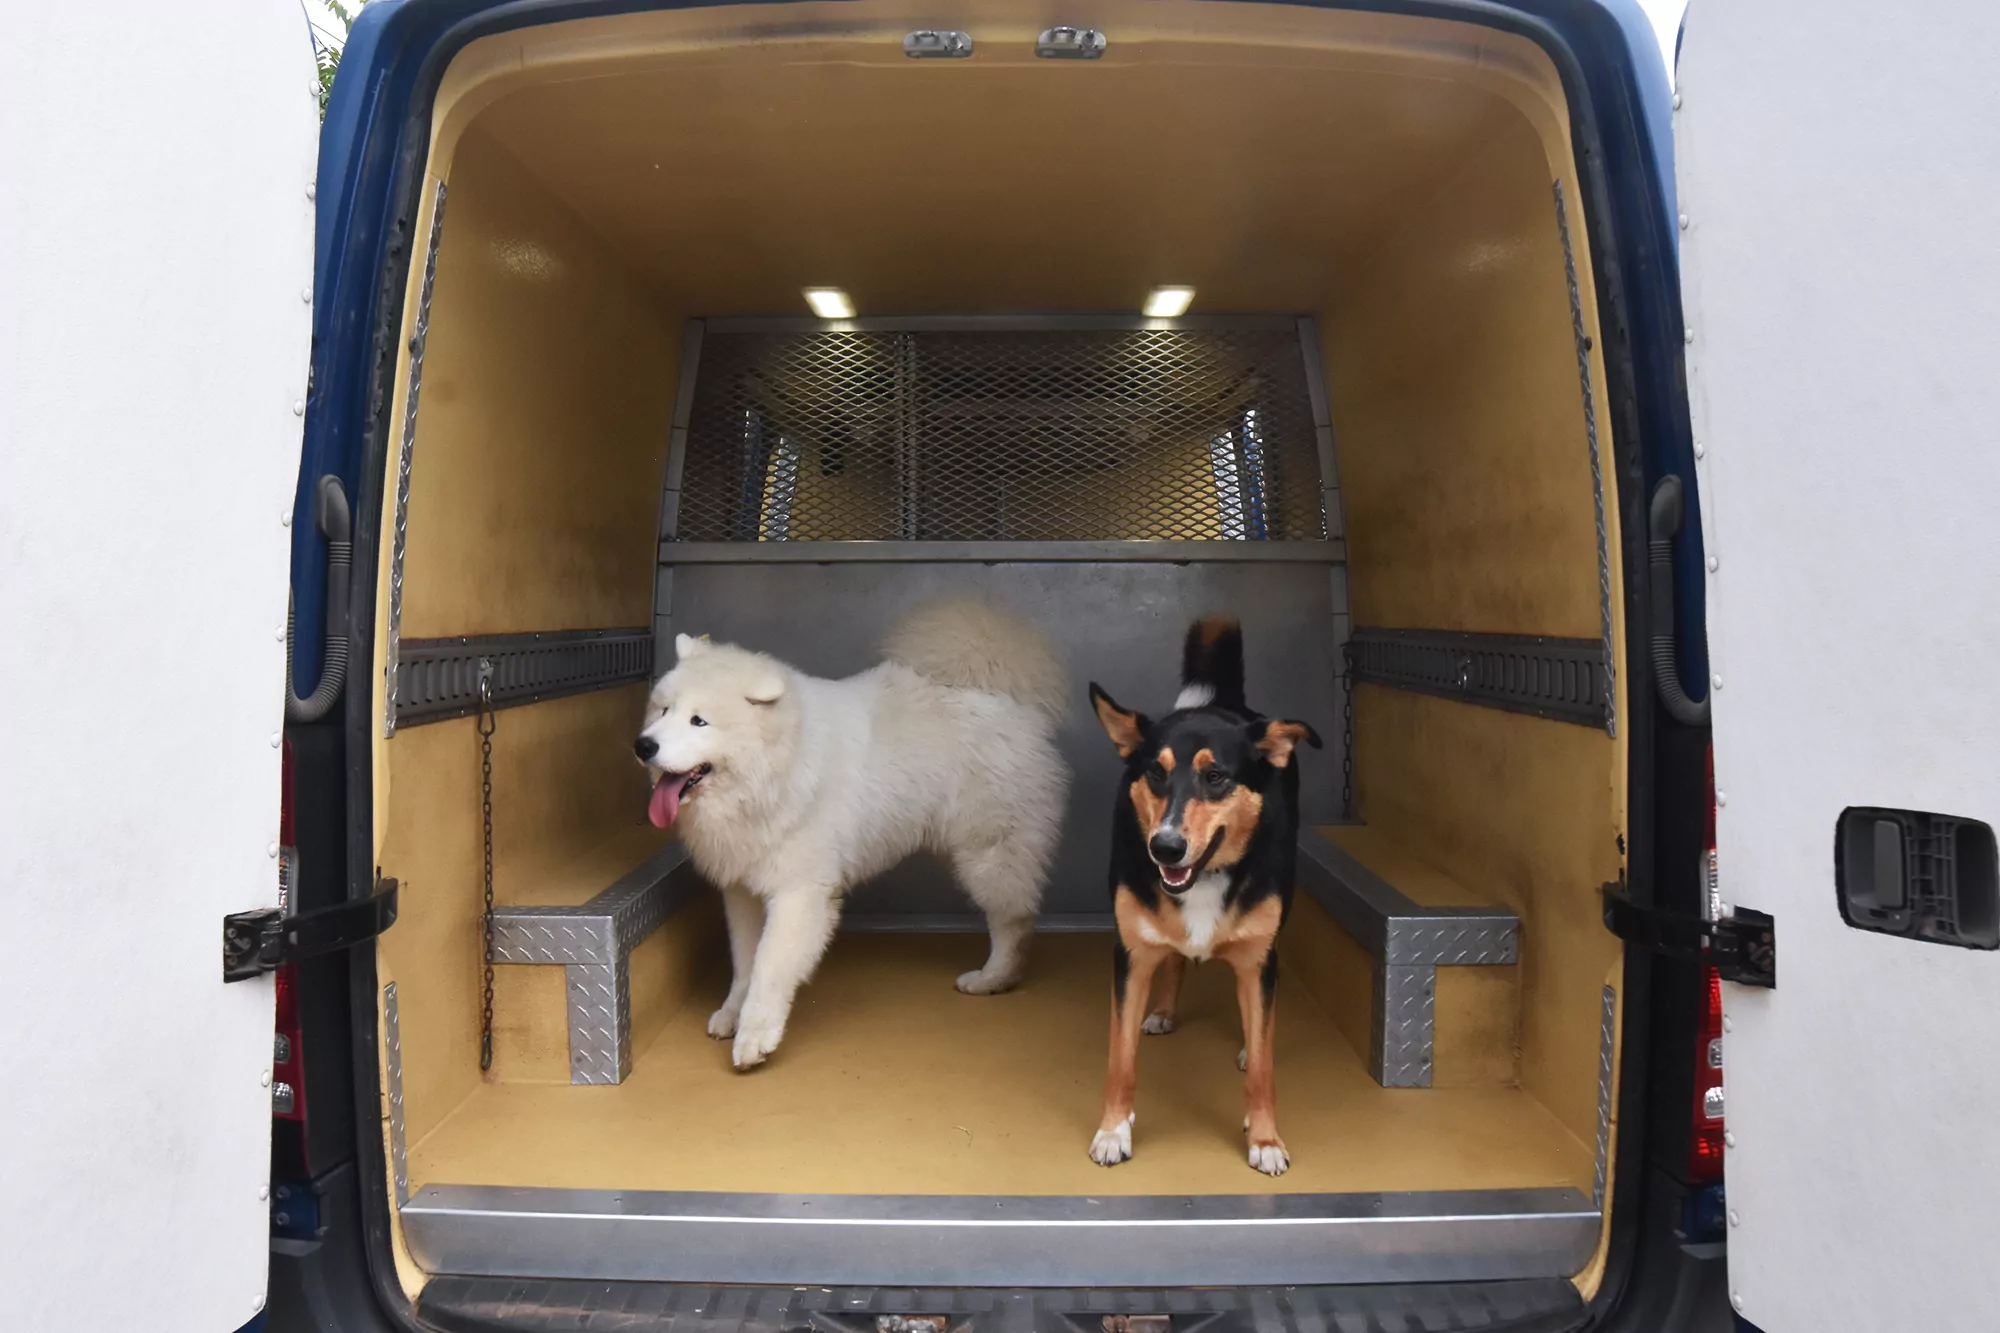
[391,628,652,729]
[1553,178,1619,739]
[1348,626,1612,731]
[1595,984,1617,1209]
[384,178,447,739]
[384,981,408,1207]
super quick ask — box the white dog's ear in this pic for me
[745,669,786,706]
[675,632,710,661]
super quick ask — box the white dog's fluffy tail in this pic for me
[884,599,1068,724]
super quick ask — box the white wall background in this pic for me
[1639,0,1689,74]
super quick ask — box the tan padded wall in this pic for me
[1322,113,1625,1145]
[375,115,692,1143]
[398,124,678,637]
[1326,111,1604,636]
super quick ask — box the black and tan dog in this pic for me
[1085,618,1320,1175]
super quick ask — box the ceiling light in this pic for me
[803,287,856,319]
[1142,286,1195,319]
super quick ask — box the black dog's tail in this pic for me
[1175,617,1246,712]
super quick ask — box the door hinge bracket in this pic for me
[224,877,399,982]
[1603,882,1775,988]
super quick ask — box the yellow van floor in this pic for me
[411,932,1592,1197]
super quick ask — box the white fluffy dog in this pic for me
[635,601,1070,1070]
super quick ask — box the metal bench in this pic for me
[1296,829,1520,1088]
[486,842,701,1084]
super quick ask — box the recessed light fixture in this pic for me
[1142,285,1196,318]
[803,287,856,319]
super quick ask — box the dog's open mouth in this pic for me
[646,763,713,828]
[1152,830,1224,894]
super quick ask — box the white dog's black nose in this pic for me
[1148,831,1187,865]
[634,735,658,761]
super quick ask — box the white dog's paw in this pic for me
[1141,1013,1176,1035]
[1237,1046,1248,1071]
[730,1011,786,1070]
[955,967,1020,996]
[1247,1140,1291,1176]
[706,1005,740,1039]
[1088,1113,1136,1167]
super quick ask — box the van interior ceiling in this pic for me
[365,0,1629,1295]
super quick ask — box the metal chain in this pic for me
[476,660,497,1072]
[1340,641,1356,820]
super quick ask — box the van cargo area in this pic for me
[365,0,1633,1297]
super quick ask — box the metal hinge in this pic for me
[903,29,972,59]
[1603,882,1775,988]
[224,877,399,982]
[1036,26,1107,59]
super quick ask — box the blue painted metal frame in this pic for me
[1581,0,1710,698]
[292,0,416,694]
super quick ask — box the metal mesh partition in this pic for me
[673,324,1327,544]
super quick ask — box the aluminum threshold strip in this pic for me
[703,313,1301,334]
[399,1184,1599,1288]
[660,539,1346,565]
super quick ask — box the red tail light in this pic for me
[1689,966,1724,1179]
[1689,743,1725,1181]
[273,963,306,1123]
[274,738,305,1123]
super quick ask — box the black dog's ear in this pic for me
[1088,683,1150,759]
[1248,718,1322,768]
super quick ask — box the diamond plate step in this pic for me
[1296,829,1520,1088]
[488,842,701,1085]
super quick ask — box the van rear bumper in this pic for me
[413,1275,1587,1333]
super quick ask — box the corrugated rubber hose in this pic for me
[1648,475,1710,726]
[285,475,351,724]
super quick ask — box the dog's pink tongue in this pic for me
[647,774,690,828]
